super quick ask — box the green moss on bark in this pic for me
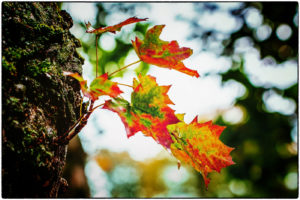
[2,2,84,197]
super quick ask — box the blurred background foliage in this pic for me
[59,2,298,198]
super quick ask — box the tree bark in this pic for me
[2,2,84,197]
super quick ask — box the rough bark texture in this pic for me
[2,2,84,197]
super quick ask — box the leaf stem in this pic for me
[117,82,133,88]
[108,60,141,77]
[91,103,104,112]
[95,35,99,77]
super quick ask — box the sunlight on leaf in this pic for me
[167,115,235,188]
[132,25,200,77]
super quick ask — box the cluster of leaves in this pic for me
[63,17,234,188]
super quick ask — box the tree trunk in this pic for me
[2,2,84,197]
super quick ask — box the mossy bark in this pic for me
[2,2,84,197]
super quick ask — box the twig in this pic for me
[79,97,84,117]
[63,100,95,142]
[95,35,99,77]
[108,60,141,77]
[52,114,85,144]
[53,100,95,145]
[117,82,133,88]
[91,103,104,112]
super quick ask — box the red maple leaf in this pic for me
[85,17,148,34]
[132,25,200,77]
[63,72,122,101]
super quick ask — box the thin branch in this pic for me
[117,82,134,88]
[108,60,141,77]
[53,100,95,145]
[52,114,85,144]
[91,103,104,112]
[64,100,95,142]
[95,35,99,77]
[79,97,84,117]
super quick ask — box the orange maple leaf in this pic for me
[85,17,148,34]
[132,25,200,77]
[167,115,235,188]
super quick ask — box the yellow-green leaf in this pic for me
[167,116,235,188]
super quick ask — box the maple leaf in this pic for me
[89,73,123,99]
[104,98,179,149]
[103,74,179,148]
[85,17,148,34]
[167,115,235,188]
[103,97,152,137]
[132,25,200,77]
[132,74,174,115]
[63,72,122,101]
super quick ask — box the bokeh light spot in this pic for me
[61,3,97,24]
[222,106,246,124]
[100,34,117,52]
[290,120,297,143]
[293,12,298,27]
[286,142,297,155]
[111,165,139,184]
[263,90,296,115]
[229,179,247,196]
[162,165,189,186]
[234,37,254,53]
[105,61,118,74]
[198,11,243,34]
[84,160,111,197]
[276,24,292,41]
[245,7,263,28]
[255,24,272,41]
[278,45,293,59]
[284,172,298,190]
